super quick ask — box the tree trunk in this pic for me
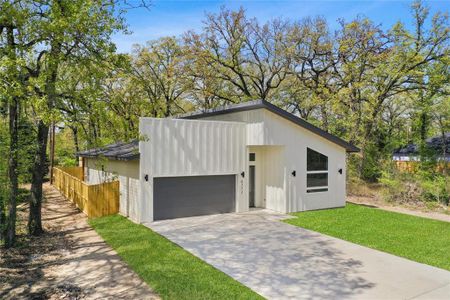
[6,96,18,247]
[71,125,80,159]
[28,120,49,235]
[28,39,60,235]
[0,192,5,242]
[419,110,428,144]
[5,25,19,248]
[438,119,448,176]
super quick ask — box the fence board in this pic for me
[394,161,449,173]
[58,166,84,181]
[53,167,119,218]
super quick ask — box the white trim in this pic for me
[307,185,329,190]
[306,170,328,174]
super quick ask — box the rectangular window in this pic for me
[306,148,328,193]
[307,173,328,187]
[249,153,256,161]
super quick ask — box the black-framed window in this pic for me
[307,148,328,171]
[306,148,328,193]
[249,153,256,161]
[307,173,328,187]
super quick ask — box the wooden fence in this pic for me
[395,161,449,173]
[53,167,119,218]
[394,161,419,173]
[57,166,84,180]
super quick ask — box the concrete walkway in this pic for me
[148,210,450,300]
[41,184,159,299]
[1,184,159,300]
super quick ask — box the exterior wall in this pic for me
[139,118,247,223]
[85,158,140,221]
[202,108,347,212]
[248,146,286,212]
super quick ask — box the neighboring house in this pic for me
[78,100,359,223]
[393,133,450,162]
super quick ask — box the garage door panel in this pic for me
[154,175,235,220]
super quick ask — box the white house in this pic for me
[78,100,359,223]
[393,133,450,162]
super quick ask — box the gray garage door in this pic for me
[153,175,236,221]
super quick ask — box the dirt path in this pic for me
[348,196,450,223]
[1,183,159,299]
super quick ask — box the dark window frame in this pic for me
[306,148,329,192]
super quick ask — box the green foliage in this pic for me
[54,129,77,167]
[360,142,384,181]
[379,170,412,203]
[380,164,449,205]
[17,118,35,183]
[286,203,450,271]
[90,215,263,300]
[420,174,449,205]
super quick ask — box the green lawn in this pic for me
[285,203,450,271]
[89,215,262,300]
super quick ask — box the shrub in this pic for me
[420,175,449,205]
[379,170,418,203]
[379,162,449,207]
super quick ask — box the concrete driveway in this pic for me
[147,210,450,300]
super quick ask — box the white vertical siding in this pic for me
[139,118,247,222]
[140,118,246,177]
[263,146,287,212]
[202,108,348,213]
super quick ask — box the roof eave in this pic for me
[77,153,140,161]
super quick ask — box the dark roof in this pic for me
[394,133,450,156]
[77,140,139,161]
[181,100,360,152]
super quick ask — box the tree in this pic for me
[129,37,188,117]
[0,0,34,246]
[27,0,143,235]
[285,16,336,130]
[0,0,146,237]
[184,7,290,103]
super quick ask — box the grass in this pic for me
[285,203,450,271]
[89,215,262,300]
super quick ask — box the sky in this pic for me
[113,0,449,53]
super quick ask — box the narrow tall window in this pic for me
[306,148,328,193]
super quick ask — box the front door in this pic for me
[249,165,255,207]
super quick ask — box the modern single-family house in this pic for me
[78,100,359,223]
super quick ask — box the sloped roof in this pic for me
[77,140,139,161]
[394,133,450,156]
[181,100,360,152]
